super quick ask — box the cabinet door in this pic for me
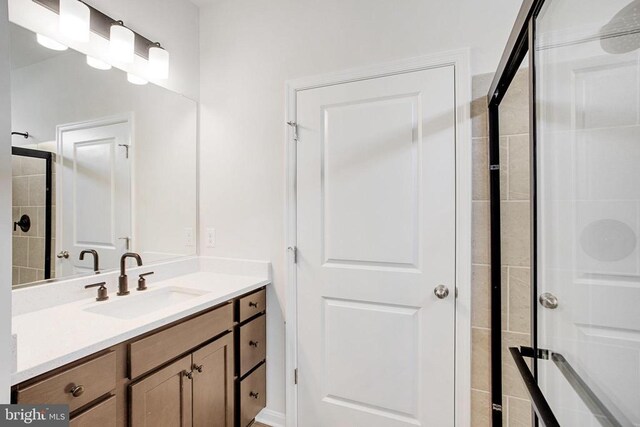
[192,333,235,427]
[130,355,193,427]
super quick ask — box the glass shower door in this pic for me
[536,0,640,425]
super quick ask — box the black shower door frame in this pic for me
[11,146,53,280]
[487,0,546,426]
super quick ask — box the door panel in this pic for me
[192,334,234,427]
[58,119,131,276]
[129,355,193,427]
[296,66,457,427]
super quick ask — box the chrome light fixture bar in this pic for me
[32,0,159,60]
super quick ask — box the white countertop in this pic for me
[12,271,269,385]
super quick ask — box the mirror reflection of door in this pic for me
[57,116,132,277]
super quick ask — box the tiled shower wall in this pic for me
[11,155,55,286]
[471,70,532,426]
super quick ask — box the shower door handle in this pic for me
[57,251,70,259]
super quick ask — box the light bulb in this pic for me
[59,0,90,42]
[110,23,135,64]
[148,45,169,79]
[86,55,112,70]
[127,73,148,85]
[36,34,68,51]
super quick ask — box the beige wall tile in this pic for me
[472,97,488,138]
[508,267,531,334]
[502,331,531,399]
[36,207,45,238]
[11,156,21,176]
[471,389,491,427]
[501,201,530,267]
[499,70,529,136]
[473,138,489,201]
[508,397,532,427]
[28,175,45,207]
[472,327,491,392]
[12,176,29,207]
[19,267,37,284]
[13,236,28,268]
[499,137,509,201]
[472,265,490,328]
[28,237,45,269]
[508,135,530,200]
[21,157,45,175]
[12,267,19,286]
[473,201,491,265]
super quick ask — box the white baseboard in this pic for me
[256,408,286,427]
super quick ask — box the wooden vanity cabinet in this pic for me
[12,287,267,427]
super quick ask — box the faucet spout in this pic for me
[118,252,143,296]
[80,249,100,273]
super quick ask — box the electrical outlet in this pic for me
[206,228,216,248]
[185,227,194,247]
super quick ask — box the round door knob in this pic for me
[69,385,84,397]
[57,251,70,259]
[539,292,559,309]
[434,285,450,299]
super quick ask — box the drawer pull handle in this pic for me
[194,364,204,373]
[249,340,260,348]
[183,370,194,380]
[69,385,85,398]
[249,301,259,308]
[249,391,260,399]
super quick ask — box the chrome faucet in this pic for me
[79,249,100,274]
[118,252,143,296]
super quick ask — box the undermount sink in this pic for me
[84,286,209,319]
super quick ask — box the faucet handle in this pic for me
[85,282,109,301]
[137,272,154,291]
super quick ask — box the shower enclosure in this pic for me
[489,0,640,426]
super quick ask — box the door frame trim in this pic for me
[284,49,472,427]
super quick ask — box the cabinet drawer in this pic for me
[240,314,266,376]
[16,352,116,413]
[239,363,266,427]
[239,289,266,323]
[70,395,116,427]
[129,303,233,379]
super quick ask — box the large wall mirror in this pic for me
[9,22,197,288]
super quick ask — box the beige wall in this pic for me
[471,70,533,426]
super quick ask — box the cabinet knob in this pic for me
[183,370,193,380]
[248,301,259,308]
[193,364,204,373]
[69,384,85,397]
[249,391,260,399]
[249,341,260,348]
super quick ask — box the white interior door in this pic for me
[296,66,457,427]
[57,118,132,276]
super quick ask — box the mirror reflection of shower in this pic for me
[11,136,55,287]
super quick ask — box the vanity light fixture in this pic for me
[86,55,112,70]
[127,73,148,85]
[110,21,135,64]
[148,43,169,80]
[59,0,90,42]
[36,34,68,51]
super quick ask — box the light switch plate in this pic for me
[206,228,216,248]
[184,227,194,247]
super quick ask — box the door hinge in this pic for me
[294,368,298,385]
[492,403,503,412]
[287,121,299,142]
[118,144,130,159]
[288,246,298,264]
[489,164,500,171]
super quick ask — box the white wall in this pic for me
[0,0,13,403]
[197,0,522,417]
